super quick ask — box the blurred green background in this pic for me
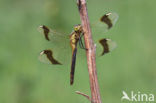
[0,0,156,103]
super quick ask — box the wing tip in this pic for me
[100,12,119,29]
[38,25,50,41]
[39,50,62,65]
[99,38,117,56]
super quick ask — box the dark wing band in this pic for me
[99,39,109,55]
[100,13,113,29]
[40,50,62,65]
[39,25,50,41]
[99,38,117,56]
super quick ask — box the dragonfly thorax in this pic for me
[70,32,80,45]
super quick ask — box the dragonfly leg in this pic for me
[79,34,88,50]
[79,38,83,49]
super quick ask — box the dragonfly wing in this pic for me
[100,12,119,29]
[38,25,69,43]
[91,12,118,56]
[39,50,62,65]
[38,25,72,65]
[92,12,119,34]
[96,38,117,56]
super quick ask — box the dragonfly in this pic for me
[38,12,118,85]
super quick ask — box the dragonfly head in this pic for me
[74,24,83,33]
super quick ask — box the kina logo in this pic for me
[121,91,154,102]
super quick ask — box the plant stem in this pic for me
[77,0,102,103]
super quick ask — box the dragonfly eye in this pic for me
[74,27,79,31]
[74,24,82,32]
